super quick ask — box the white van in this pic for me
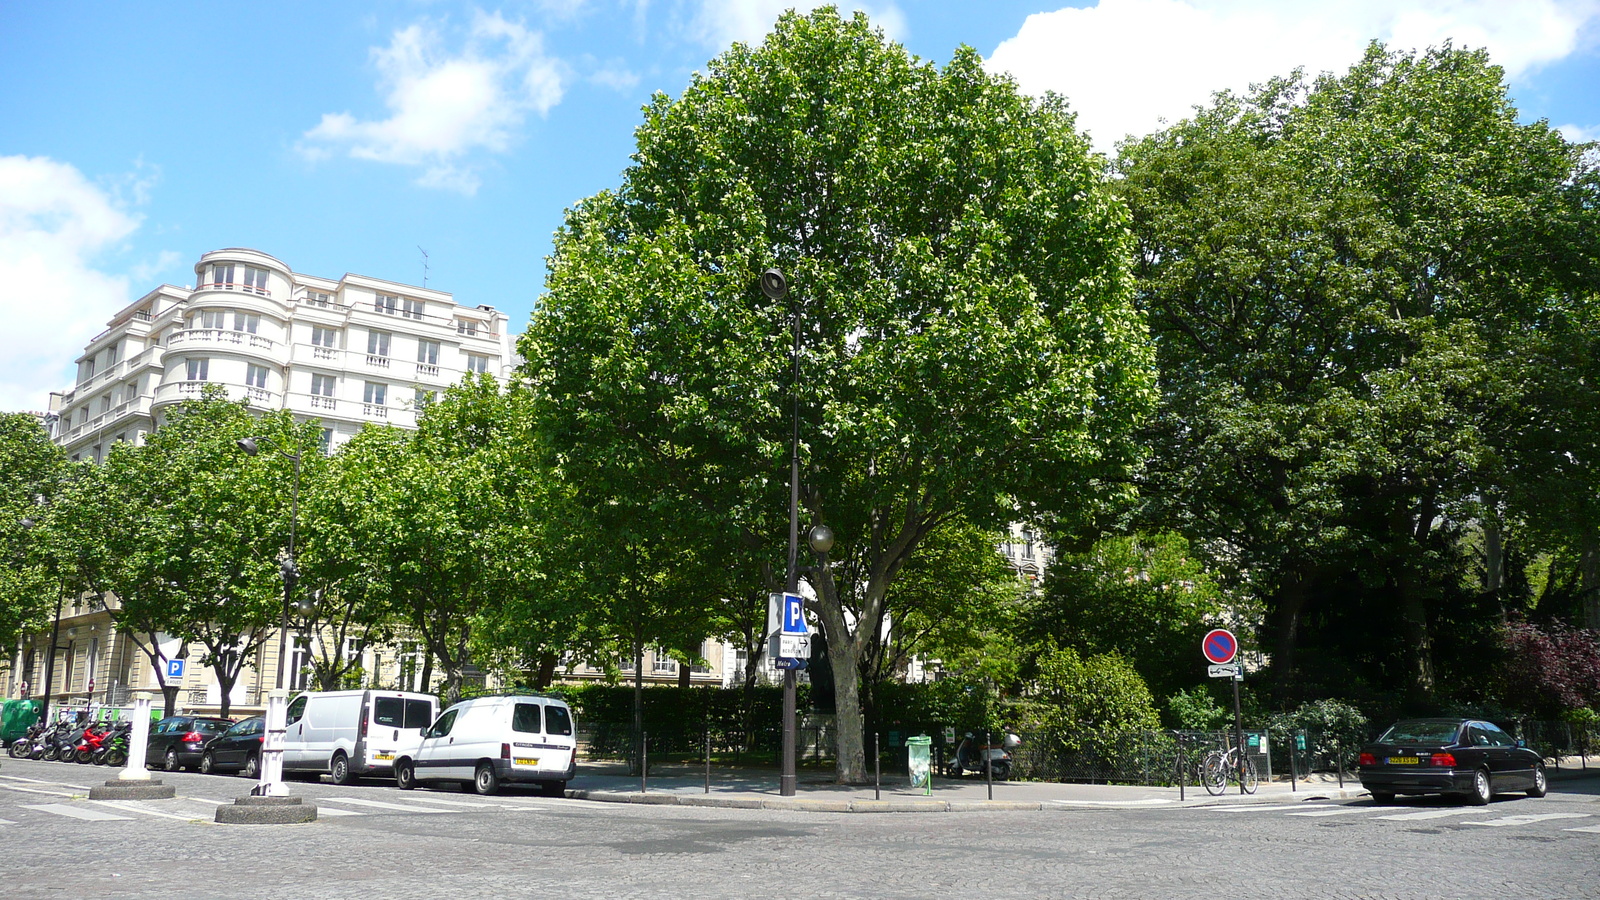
[282,690,439,785]
[397,694,577,796]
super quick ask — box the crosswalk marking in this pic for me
[319,797,450,813]
[0,774,92,788]
[89,800,203,821]
[1287,807,1373,817]
[1209,804,1337,812]
[21,803,130,821]
[1563,825,1600,834]
[1463,813,1591,827]
[398,795,499,808]
[313,806,365,817]
[0,818,16,825]
[1374,808,1484,821]
[0,783,82,797]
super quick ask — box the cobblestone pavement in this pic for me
[2,757,1598,899]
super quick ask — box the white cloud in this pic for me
[300,11,565,195]
[688,0,907,49]
[987,0,1600,152]
[1558,123,1600,143]
[0,156,140,412]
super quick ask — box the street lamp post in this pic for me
[236,435,307,799]
[18,512,66,726]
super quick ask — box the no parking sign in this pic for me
[1202,629,1238,665]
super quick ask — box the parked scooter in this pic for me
[41,720,83,761]
[8,722,46,758]
[92,721,132,766]
[947,730,1022,780]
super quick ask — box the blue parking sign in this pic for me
[781,592,808,634]
[166,658,185,679]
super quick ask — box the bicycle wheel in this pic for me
[1201,752,1229,796]
[1240,755,1259,794]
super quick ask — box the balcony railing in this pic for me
[312,346,339,361]
[415,363,439,378]
[168,329,274,353]
[310,396,337,410]
[195,280,271,298]
[366,355,390,369]
[362,403,388,419]
[246,386,273,403]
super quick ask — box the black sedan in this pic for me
[1358,718,1547,805]
[147,716,232,772]
[200,716,265,778]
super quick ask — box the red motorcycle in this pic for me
[73,722,112,764]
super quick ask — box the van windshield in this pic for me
[545,705,573,736]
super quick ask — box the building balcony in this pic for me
[362,403,388,419]
[366,354,390,369]
[415,363,439,378]
[309,395,338,411]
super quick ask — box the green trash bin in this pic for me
[907,734,933,794]
[1,699,41,746]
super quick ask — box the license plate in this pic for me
[1387,756,1419,765]
[374,752,394,761]
[514,757,539,766]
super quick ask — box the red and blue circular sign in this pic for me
[1202,629,1238,665]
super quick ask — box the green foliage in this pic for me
[1116,41,1600,704]
[1266,698,1370,766]
[1022,646,1160,756]
[521,6,1153,780]
[1028,533,1228,698]
[0,413,66,649]
[542,683,805,760]
[1164,686,1229,731]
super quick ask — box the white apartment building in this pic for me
[7,248,517,717]
[49,247,514,461]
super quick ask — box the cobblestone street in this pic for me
[3,759,1598,899]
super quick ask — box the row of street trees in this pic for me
[3,9,1598,779]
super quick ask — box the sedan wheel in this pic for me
[243,753,259,780]
[165,748,180,772]
[1468,768,1492,806]
[200,751,216,775]
[1528,763,1548,798]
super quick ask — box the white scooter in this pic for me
[948,730,1022,780]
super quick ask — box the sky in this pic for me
[2,0,1598,412]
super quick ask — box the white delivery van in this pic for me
[282,689,439,785]
[397,694,577,796]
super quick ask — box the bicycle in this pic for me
[1201,739,1259,796]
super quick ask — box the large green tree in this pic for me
[521,8,1153,781]
[1117,43,1599,705]
[0,413,67,692]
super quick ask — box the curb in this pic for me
[566,785,1376,813]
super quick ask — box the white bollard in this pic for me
[118,690,156,781]
[256,688,289,797]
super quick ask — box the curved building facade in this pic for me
[50,248,514,461]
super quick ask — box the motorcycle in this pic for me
[92,721,133,767]
[8,722,46,759]
[947,730,1022,780]
[42,720,82,761]
[73,722,113,764]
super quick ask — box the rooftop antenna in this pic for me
[418,246,430,288]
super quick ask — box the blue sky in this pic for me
[3,0,1598,411]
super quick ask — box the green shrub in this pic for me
[1024,646,1160,762]
[1165,686,1229,731]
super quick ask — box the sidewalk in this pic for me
[566,763,1371,813]
[566,754,1600,814]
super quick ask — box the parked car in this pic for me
[1358,718,1547,805]
[200,716,266,778]
[281,690,438,784]
[147,715,233,772]
[397,694,576,796]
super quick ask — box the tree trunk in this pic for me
[826,629,866,783]
[535,652,558,689]
[678,661,691,688]
[1582,529,1600,632]
[162,684,179,719]
[1269,572,1308,701]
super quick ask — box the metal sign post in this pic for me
[1201,629,1246,794]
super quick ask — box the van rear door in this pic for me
[366,694,437,769]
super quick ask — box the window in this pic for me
[417,340,439,365]
[194,309,225,330]
[426,709,458,738]
[414,387,435,408]
[185,358,209,381]
[100,395,111,414]
[512,703,542,734]
[211,263,235,288]
[652,650,677,674]
[312,326,339,348]
[233,312,260,334]
[367,331,391,357]
[289,636,311,691]
[242,266,269,294]
[319,428,334,454]
[544,705,573,736]
[82,358,95,380]
[374,293,398,315]
[466,354,489,374]
[246,364,269,389]
[363,382,387,406]
[402,297,424,319]
[311,373,336,397]
[286,696,307,726]
[303,290,331,308]
[456,319,478,336]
